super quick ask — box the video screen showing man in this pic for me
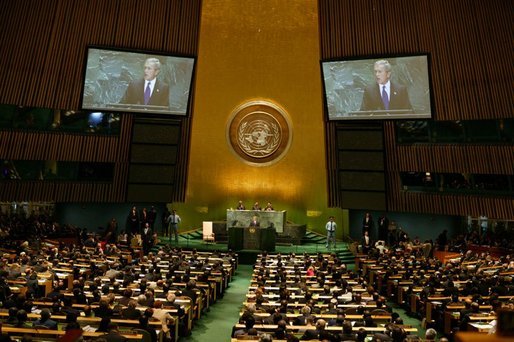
[120,58,169,109]
[321,55,432,120]
[81,48,195,116]
[360,59,412,113]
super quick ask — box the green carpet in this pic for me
[179,266,425,341]
[162,232,423,340]
[186,264,254,342]
[158,232,354,266]
[160,234,349,254]
[387,301,426,338]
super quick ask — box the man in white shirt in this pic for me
[375,240,387,254]
[479,214,488,234]
[166,209,181,243]
[325,216,337,249]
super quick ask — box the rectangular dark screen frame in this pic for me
[80,46,196,117]
[321,53,434,121]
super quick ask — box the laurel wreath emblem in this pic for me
[237,119,281,158]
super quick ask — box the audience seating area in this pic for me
[357,246,514,339]
[231,252,419,341]
[0,238,237,341]
[231,243,513,341]
[0,214,513,341]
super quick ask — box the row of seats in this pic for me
[0,240,238,341]
[232,252,418,341]
[357,247,514,337]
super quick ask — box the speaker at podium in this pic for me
[228,226,275,251]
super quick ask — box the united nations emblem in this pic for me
[227,100,292,166]
[238,114,280,158]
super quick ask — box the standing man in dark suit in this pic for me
[161,208,170,237]
[361,230,373,254]
[147,206,157,230]
[249,215,260,227]
[378,213,389,242]
[120,58,169,108]
[362,212,374,237]
[360,59,412,113]
[141,222,153,254]
[126,206,140,239]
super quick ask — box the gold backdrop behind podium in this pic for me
[173,0,347,239]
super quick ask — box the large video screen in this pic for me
[322,54,433,120]
[81,47,195,116]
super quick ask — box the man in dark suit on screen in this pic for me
[360,59,412,113]
[120,57,169,108]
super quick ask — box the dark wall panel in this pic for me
[0,0,201,203]
[340,172,385,191]
[338,151,384,171]
[319,0,512,121]
[132,123,181,145]
[128,117,184,202]
[0,0,201,109]
[128,165,175,184]
[127,184,175,203]
[383,123,514,218]
[341,191,386,211]
[0,116,133,202]
[329,122,386,209]
[338,131,384,150]
[131,145,178,164]
[321,0,514,218]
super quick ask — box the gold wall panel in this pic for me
[176,0,346,237]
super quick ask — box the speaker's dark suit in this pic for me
[142,227,154,254]
[121,79,169,108]
[360,81,412,112]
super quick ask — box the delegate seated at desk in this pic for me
[236,201,245,210]
[252,202,262,211]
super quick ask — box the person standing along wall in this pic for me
[166,209,181,243]
[326,216,337,249]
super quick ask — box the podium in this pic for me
[226,209,285,233]
[227,227,275,251]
